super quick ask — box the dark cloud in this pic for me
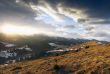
[21,0,38,4]
[78,18,88,23]
[0,0,36,26]
[6,0,109,21]
[94,32,110,38]
[42,0,110,24]
[63,25,75,29]
[67,0,110,19]
[85,26,94,31]
[89,20,110,24]
[0,0,32,13]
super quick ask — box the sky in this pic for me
[0,0,110,41]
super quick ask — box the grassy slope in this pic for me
[1,41,110,74]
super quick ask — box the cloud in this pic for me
[0,0,37,26]
[0,0,110,41]
[15,0,110,23]
[40,0,110,24]
[33,5,62,22]
[88,19,110,24]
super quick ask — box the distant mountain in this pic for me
[0,34,109,64]
[0,34,90,58]
[1,41,110,74]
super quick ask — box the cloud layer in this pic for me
[0,0,110,41]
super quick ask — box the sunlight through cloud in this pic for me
[1,24,38,35]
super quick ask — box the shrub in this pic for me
[53,64,60,71]
[11,66,22,71]
[85,46,89,49]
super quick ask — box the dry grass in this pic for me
[1,41,110,74]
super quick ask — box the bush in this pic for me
[11,66,22,71]
[85,46,89,49]
[53,64,60,71]
[76,69,85,74]
[25,71,33,74]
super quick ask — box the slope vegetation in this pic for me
[1,41,110,74]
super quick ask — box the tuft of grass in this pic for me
[11,66,22,71]
[53,64,60,71]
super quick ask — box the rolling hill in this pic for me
[1,41,110,74]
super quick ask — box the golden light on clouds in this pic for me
[1,24,38,35]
